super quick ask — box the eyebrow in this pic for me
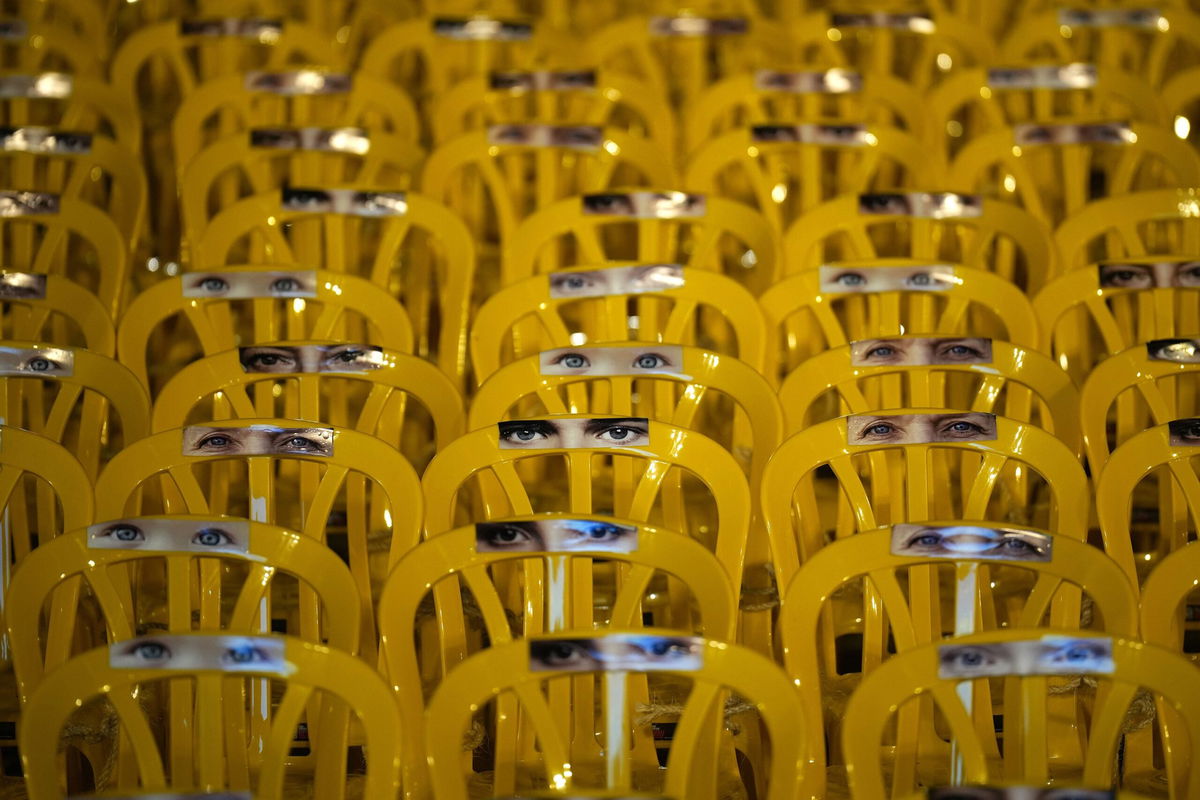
[498,420,559,435]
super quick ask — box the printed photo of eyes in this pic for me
[0,73,71,99]
[647,16,748,35]
[475,518,638,553]
[846,412,998,445]
[109,634,286,674]
[819,264,958,294]
[1059,8,1160,28]
[0,272,45,299]
[1146,338,1200,363]
[539,344,684,377]
[987,63,1098,90]
[750,124,870,145]
[0,20,27,39]
[281,187,408,217]
[239,344,384,374]
[182,425,334,457]
[497,417,650,449]
[937,636,1114,679]
[849,337,993,366]
[1168,418,1200,446]
[547,264,685,298]
[891,524,1052,562]
[1013,122,1134,146]
[929,788,1113,800]
[244,70,350,95]
[581,192,706,219]
[0,345,73,376]
[830,12,935,32]
[858,192,982,219]
[0,190,58,217]
[486,124,603,150]
[181,18,283,38]
[489,70,597,92]
[181,270,317,299]
[88,517,250,555]
[0,126,92,154]
[432,18,533,40]
[529,633,704,672]
[1098,260,1200,289]
[753,69,861,93]
[250,127,369,154]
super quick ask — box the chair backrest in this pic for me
[0,72,141,150]
[20,634,402,800]
[1054,188,1200,272]
[0,19,102,74]
[0,271,114,353]
[1141,539,1200,654]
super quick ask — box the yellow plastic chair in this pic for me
[0,271,113,354]
[1053,188,1200,272]
[0,20,103,75]
[20,634,402,800]
[0,72,141,152]
[779,526,1139,800]
[192,188,475,386]
[760,409,1090,588]
[116,265,415,394]
[946,121,1200,229]
[784,191,1055,290]
[758,259,1040,381]
[4,0,111,61]
[841,630,1200,798]
[424,631,806,800]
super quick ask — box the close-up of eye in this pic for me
[550,272,599,293]
[478,522,539,549]
[192,528,233,547]
[498,420,558,446]
[270,276,304,294]
[998,535,1042,555]
[222,644,273,665]
[632,352,669,369]
[21,354,62,372]
[282,189,330,209]
[531,640,598,670]
[588,419,649,446]
[903,531,945,549]
[905,272,934,287]
[833,271,867,287]
[856,420,900,441]
[273,432,332,455]
[859,194,909,214]
[1172,420,1200,441]
[101,523,144,542]
[863,344,899,361]
[195,432,237,452]
[193,275,230,294]
[1099,264,1153,289]
[583,194,635,215]
[552,352,590,369]
[129,640,171,662]
[1175,262,1200,286]
[240,348,298,372]
[937,418,989,439]
[322,347,378,369]
[937,343,984,361]
[1041,641,1108,668]
[562,521,630,545]
[939,645,1002,673]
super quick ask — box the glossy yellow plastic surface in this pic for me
[1053,188,1200,272]
[0,272,115,354]
[0,72,142,151]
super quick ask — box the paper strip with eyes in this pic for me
[249,127,369,154]
[891,524,1052,562]
[529,634,704,672]
[849,337,993,366]
[754,69,861,93]
[0,345,72,376]
[239,344,384,373]
[244,71,352,95]
[1013,122,1135,146]
[847,412,998,445]
[830,12,935,32]
[1098,260,1200,290]
[751,124,871,145]
[181,270,316,299]
[432,17,532,40]
[0,126,91,154]
[928,787,1114,799]
[858,192,982,219]
[548,264,684,298]
[89,518,250,555]
[539,344,685,377]
[987,63,1098,90]
[1168,418,1200,446]
[487,124,602,150]
[490,70,597,92]
[581,192,706,219]
[109,634,287,674]
[183,425,334,458]
[0,73,71,99]
[180,18,283,39]
[281,187,407,216]
[647,16,748,35]
[1146,338,1200,363]
[498,417,650,449]
[475,519,639,553]
[819,264,957,293]
[938,635,1114,679]
[0,20,26,39]
[0,272,46,299]
[0,191,58,216]
[1058,8,1162,28]
[100,793,253,800]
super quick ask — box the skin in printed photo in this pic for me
[647,16,748,35]
[831,12,935,32]
[88,518,251,555]
[109,634,286,674]
[181,18,283,39]
[1146,338,1200,363]
[1168,418,1200,446]
[0,190,58,216]
[539,344,684,377]
[497,417,650,449]
[250,127,369,154]
[489,70,597,92]
[239,344,384,373]
[475,518,638,553]
[181,270,316,299]
[281,187,408,217]
[819,264,958,293]
[103,794,253,800]
[0,127,91,154]
[1058,8,1160,28]
[847,412,998,445]
[432,18,533,40]
[244,71,351,95]
[529,633,704,672]
[487,124,603,150]
[0,345,72,376]
[1098,260,1200,289]
[751,124,870,145]
[987,63,1097,90]
[548,264,684,298]
[0,73,72,99]
[1013,122,1134,145]
[891,524,1053,562]
[857,192,982,219]
[754,69,861,93]
[929,788,1113,800]
[0,272,46,299]
[581,192,706,219]
[938,636,1114,679]
[849,337,992,366]
[182,425,334,457]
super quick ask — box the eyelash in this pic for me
[273,435,327,453]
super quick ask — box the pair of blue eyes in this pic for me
[104,526,231,546]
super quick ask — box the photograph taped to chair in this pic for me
[539,344,685,377]
[755,68,861,93]
[529,633,703,672]
[180,18,283,40]
[647,16,748,36]
[891,523,1053,562]
[850,336,993,366]
[830,12,935,32]
[928,786,1114,799]
[281,186,407,216]
[1146,338,1200,363]
[938,635,1114,679]
[1058,8,1162,28]
[109,634,287,674]
[548,263,684,298]
[858,192,982,219]
[497,417,650,449]
[0,190,57,216]
[1013,121,1135,145]
[1167,418,1200,446]
[0,20,26,39]
[182,425,334,457]
[475,518,638,553]
[751,123,871,145]
[0,272,46,299]
[819,263,957,293]
[0,73,71,99]
[99,794,253,800]
[0,344,72,376]
[847,412,998,445]
[88,517,251,555]
[490,70,596,92]
[987,63,1098,90]
[245,70,351,95]
[1098,259,1200,289]
[487,124,602,151]
[433,17,532,40]
[181,269,316,299]
[239,343,384,373]
[249,127,369,155]
[0,126,90,154]
[581,191,706,218]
